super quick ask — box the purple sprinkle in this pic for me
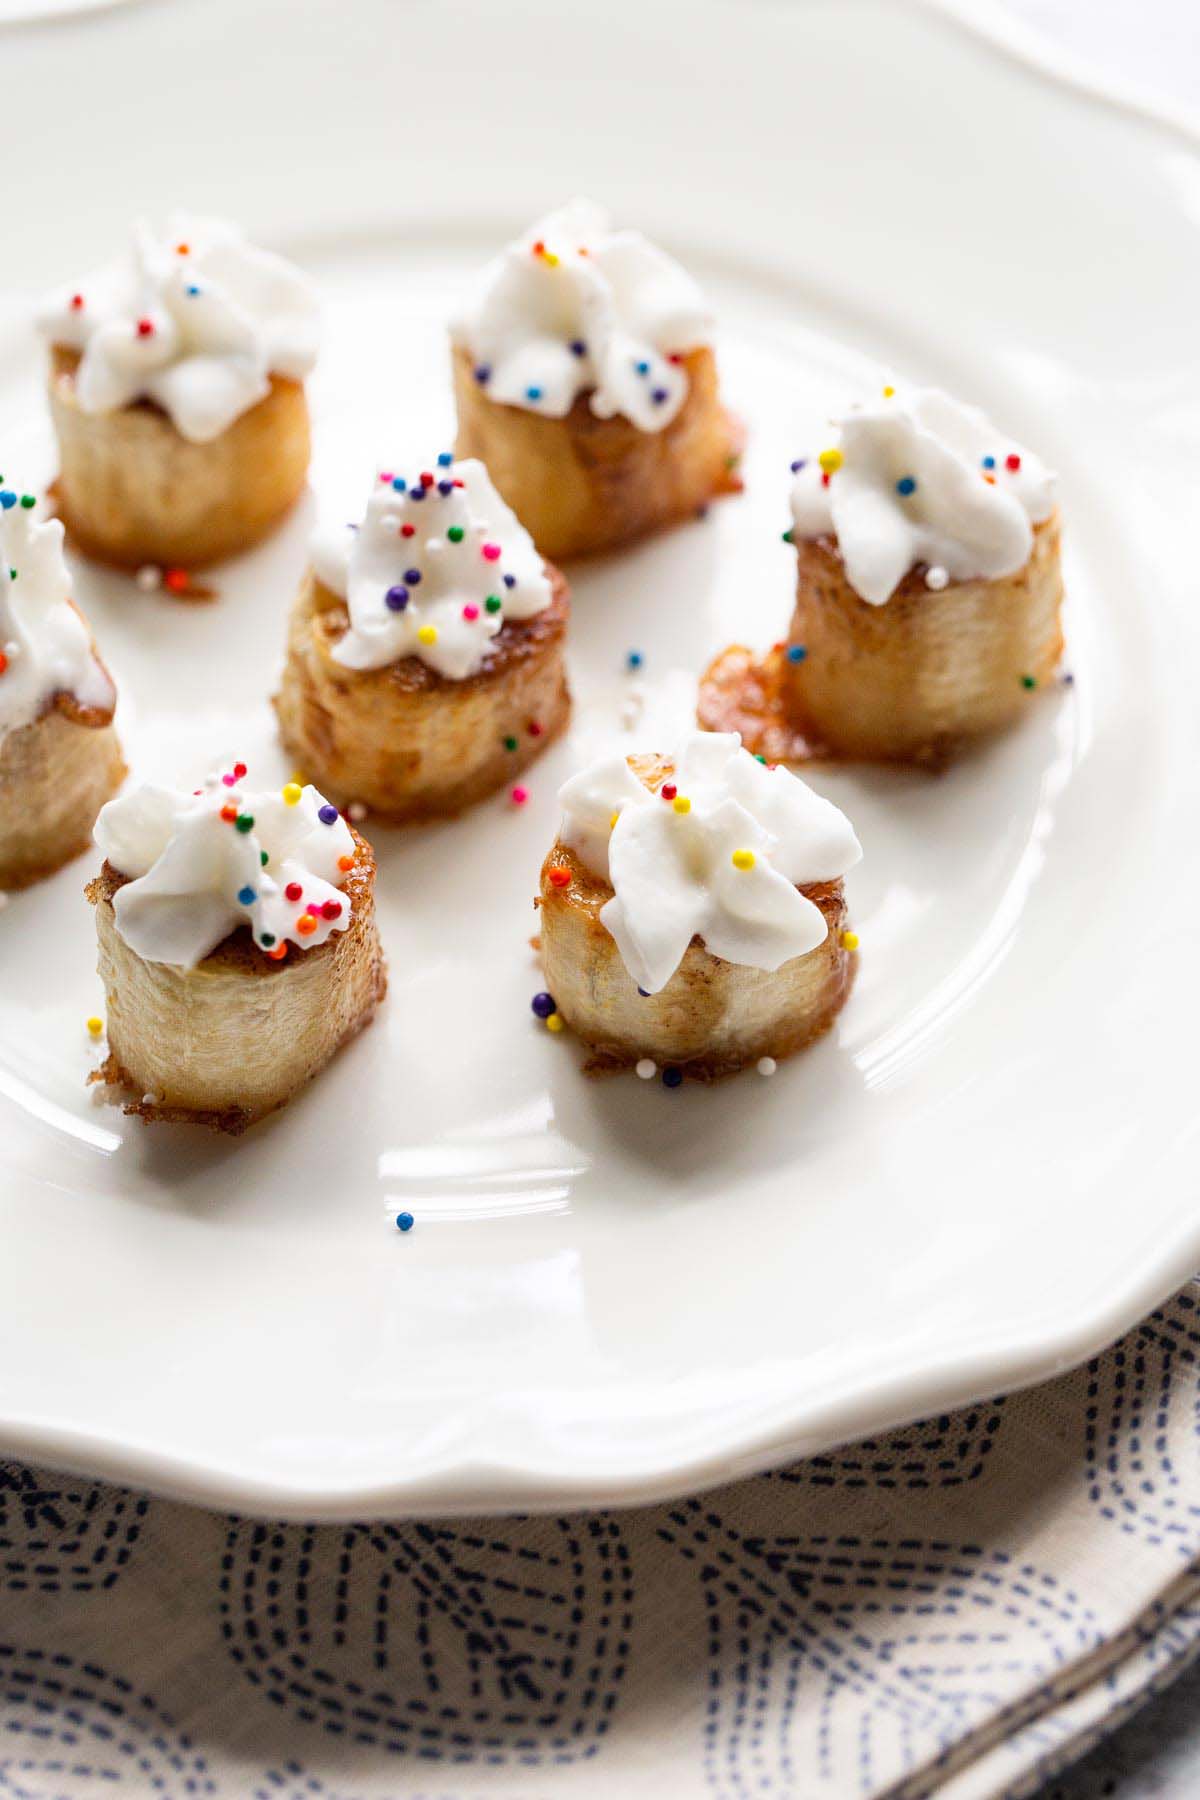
[318,804,339,825]
[790,458,806,473]
[409,485,426,501]
[637,986,650,997]
[569,339,586,356]
[404,568,421,585]
[651,386,669,404]
[503,573,517,589]
[531,991,556,1019]
[437,480,453,496]
[474,364,491,384]
[385,585,409,611]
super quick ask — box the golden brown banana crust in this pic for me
[274,566,572,821]
[47,345,311,570]
[0,685,125,890]
[452,344,742,561]
[87,828,385,1133]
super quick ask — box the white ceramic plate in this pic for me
[1,0,1197,1521]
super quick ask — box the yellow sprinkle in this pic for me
[731,849,755,871]
[282,782,302,806]
[818,448,843,474]
[609,811,619,829]
[416,624,438,646]
[544,252,560,267]
[882,384,895,398]
[86,1015,103,1037]
[672,795,691,815]
[841,930,860,951]
[545,1013,565,1032]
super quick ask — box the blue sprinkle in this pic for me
[569,338,586,356]
[185,283,201,297]
[790,458,806,473]
[503,573,517,589]
[526,384,543,402]
[0,492,15,511]
[635,359,650,375]
[396,1211,414,1233]
[392,476,407,492]
[651,387,669,404]
[626,649,643,670]
[437,451,453,467]
[237,885,256,906]
[385,585,408,611]
[474,364,491,384]
[896,475,917,496]
[662,1066,683,1089]
[982,455,996,470]
[786,644,807,664]
[318,804,339,825]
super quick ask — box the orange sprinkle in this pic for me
[337,854,354,872]
[267,942,288,961]
[532,238,546,256]
[175,241,190,255]
[219,804,238,823]
[164,567,190,594]
[547,865,571,888]
[983,473,996,485]
[0,651,7,677]
[296,915,317,937]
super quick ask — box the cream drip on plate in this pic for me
[311,455,552,681]
[788,387,1056,605]
[94,769,355,971]
[452,198,712,433]
[0,491,115,740]
[39,215,319,445]
[558,731,861,994]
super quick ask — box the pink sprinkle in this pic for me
[482,543,501,561]
[306,902,323,916]
[379,470,394,483]
[511,785,529,806]
[221,773,236,787]
[463,603,480,621]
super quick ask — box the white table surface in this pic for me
[995,8,1200,1796]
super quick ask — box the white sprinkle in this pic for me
[135,564,162,591]
[3,639,18,660]
[425,537,444,555]
[756,1056,777,1077]
[347,801,368,823]
[925,566,949,591]
[142,1091,161,1107]
[636,1058,657,1080]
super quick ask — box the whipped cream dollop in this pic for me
[452,198,712,433]
[39,216,319,444]
[312,455,552,681]
[558,731,861,994]
[0,491,115,741]
[789,387,1056,605]
[94,767,356,971]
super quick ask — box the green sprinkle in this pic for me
[235,813,254,833]
[485,595,502,614]
[1020,674,1036,690]
[260,849,269,866]
[503,735,519,752]
[447,525,464,543]
[781,528,793,544]
[755,754,767,764]
[18,495,35,510]
[8,568,15,581]
[260,932,275,948]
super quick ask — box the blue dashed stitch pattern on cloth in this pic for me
[1,1288,1200,1800]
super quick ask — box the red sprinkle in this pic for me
[285,881,303,902]
[321,900,343,919]
[401,523,415,537]
[419,470,434,488]
[821,472,831,488]
[135,317,155,338]
[547,865,571,888]
[164,567,190,594]
[0,651,8,677]
[1006,453,1022,472]
[527,720,543,738]
[233,761,247,779]
[661,783,677,801]
[69,293,85,311]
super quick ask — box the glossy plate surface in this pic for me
[0,0,1197,1519]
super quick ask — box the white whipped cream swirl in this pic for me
[558,731,861,994]
[39,216,319,444]
[0,493,115,741]
[312,456,552,681]
[95,771,355,971]
[789,387,1055,604]
[452,198,712,433]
